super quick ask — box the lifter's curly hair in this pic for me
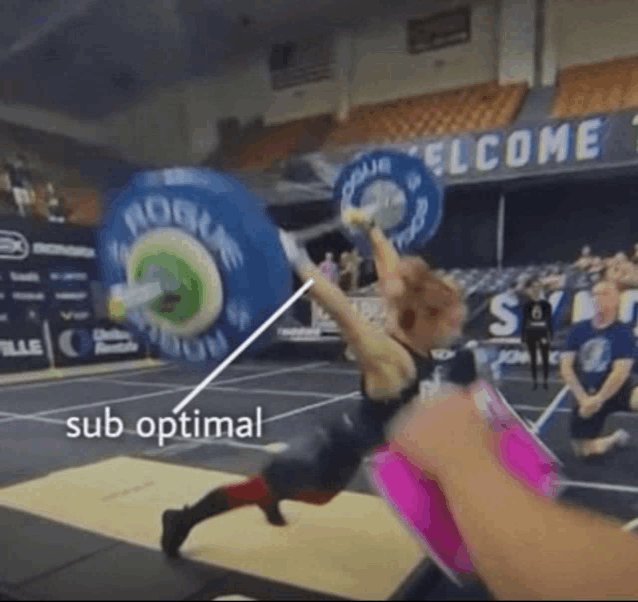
[383,256,461,333]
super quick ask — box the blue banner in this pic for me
[49,317,148,367]
[0,219,98,324]
[244,109,638,204]
[0,321,49,373]
[464,288,638,342]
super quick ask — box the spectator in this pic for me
[587,255,605,275]
[538,272,565,290]
[604,252,638,287]
[560,280,638,458]
[339,251,352,291]
[521,280,553,390]
[0,170,18,216]
[339,248,363,293]
[631,243,638,264]
[574,245,593,270]
[45,182,68,224]
[4,155,35,218]
[319,252,338,284]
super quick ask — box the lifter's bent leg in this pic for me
[161,436,346,557]
[630,387,638,412]
[161,475,284,557]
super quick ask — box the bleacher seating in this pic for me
[63,189,99,225]
[552,55,638,118]
[222,114,335,171]
[323,81,528,148]
[220,81,528,168]
[441,263,585,295]
[32,186,99,225]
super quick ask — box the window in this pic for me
[269,39,333,91]
[407,7,471,55]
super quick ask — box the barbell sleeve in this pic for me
[108,281,165,319]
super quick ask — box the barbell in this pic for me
[96,150,445,365]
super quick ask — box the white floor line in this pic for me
[0,364,168,393]
[79,378,331,398]
[513,404,638,419]
[206,361,329,387]
[532,386,569,434]
[261,390,361,424]
[0,362,329,427]
[307,366,564,383]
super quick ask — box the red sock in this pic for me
[224,476,273,510]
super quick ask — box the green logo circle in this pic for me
[125,228,224,338]
[132,251,203,325]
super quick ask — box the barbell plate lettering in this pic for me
[333,150,444,257]
[98,168,293,366]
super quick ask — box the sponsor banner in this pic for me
[48,270,90,286]
[276,327,334,342]
[57,308,92,322]
[311,289,638,341]
[311,297,386,333]
[0,219,98,323]
[51,289,91,303]
[475,288,638,339]
[50,318,148,367]
[0,219,96,266]
[0,322,49,373]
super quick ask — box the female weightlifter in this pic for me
[160,208,472,558]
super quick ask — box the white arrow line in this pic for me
[172,280,314,415]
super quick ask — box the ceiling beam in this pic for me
[0,0,101,66]
[0,100,98,143]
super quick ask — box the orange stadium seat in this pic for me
[61,189,100,225]
[28,186,99,225]
[221,82,527,168]
[222,114,335,171]
[552,56,638,118]
[323,81,527,148]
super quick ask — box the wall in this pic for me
[0,100,98,146]
[349,0,497,108]
[555,0,638,70]
[0,120,91,188]
[97,85,191,166]
[497,0,536,86]
[183,0,497,145]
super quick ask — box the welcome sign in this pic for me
[265,109,638,204]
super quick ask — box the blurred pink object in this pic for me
[369,381,562,584]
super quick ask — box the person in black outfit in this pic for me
[4,155,34,218]
[521,280,553,390]
[160,208,471,558]
[45,182,68,224]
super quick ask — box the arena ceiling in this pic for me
[0,0,471,120]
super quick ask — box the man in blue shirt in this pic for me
[560,280,638,458]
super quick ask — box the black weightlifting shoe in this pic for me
[260,500,287,526]
[161,507,193,558]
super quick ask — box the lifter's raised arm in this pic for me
[278,230,410,377]
[342,208,401,294]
